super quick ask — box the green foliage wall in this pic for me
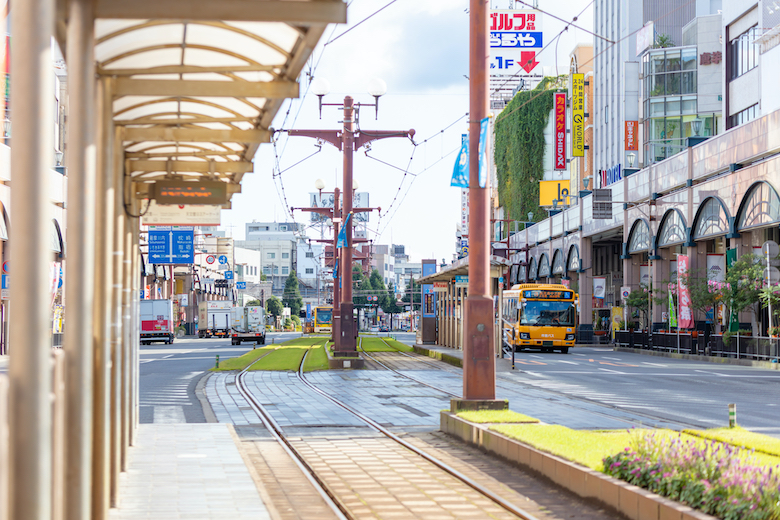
[494,76,566,224]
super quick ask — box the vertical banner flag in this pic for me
[706,254,726,282]
[640,264,649,286]
[478,117,489,188]
[668,288,677,328]
[333,258,338,279]
[451,134,469,188]
[678,254,694,329]
[593,277,606,299]
[460,188,469,236]
[726,248,739,332]
[625,121,638,151]
[336,213,351,248]
[571,74,584,157]
[554,92,566,170]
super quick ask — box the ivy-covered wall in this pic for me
[494,76,567,225]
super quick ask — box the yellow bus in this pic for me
[313,305,333,333]
[502,283,577,354]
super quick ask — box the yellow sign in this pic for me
[611,306,623,341]
[539,180,570,207]
[572,73,584,157]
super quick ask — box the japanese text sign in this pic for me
[571,74,584,157]
[554,92,566,170]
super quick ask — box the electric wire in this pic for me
[323,0,399,47]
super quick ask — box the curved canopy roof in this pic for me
[89,1,346,204]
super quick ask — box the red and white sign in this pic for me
[554,93,566,170]
[625,121,638,151]
[677,255,694,329]
[206,255,216,264]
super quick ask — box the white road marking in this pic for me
[642,362,668,367]
[598,368,627,374]
[695,370,729,377]
[557,360,579,365]
[153,406,186,423]
[603,356,622,361]
[523,371,547,378]
[572,353,585,356]
[529,355,544,359]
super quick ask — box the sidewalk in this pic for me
[110,423,271,520]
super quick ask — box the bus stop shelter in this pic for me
[417,256,510,356]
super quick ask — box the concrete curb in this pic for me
[195,372,218,423]
[412,344,463,368]
[440,412,717,520]
[614,347,780,370]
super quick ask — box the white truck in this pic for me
[230,306,267,345]
[198,300,232,338]
[140,299,175,345]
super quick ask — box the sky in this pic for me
[221,0,594,263]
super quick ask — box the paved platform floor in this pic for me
[109,423,271,520]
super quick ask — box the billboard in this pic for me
[539,180,570,207]
[571,74,584,157]
[489,9,543,74]
[554,92,566,170]
[309,192,370,223]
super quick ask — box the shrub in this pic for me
[603,431,780,519]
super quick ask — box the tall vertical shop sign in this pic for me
[489,9,543,73]
[571,74,584,157]
[625,121,638,151]
[554,92,566,170]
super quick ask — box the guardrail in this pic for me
[615,330,780,361]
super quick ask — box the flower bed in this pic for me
[603,431,780,520]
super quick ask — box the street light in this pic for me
[367,78,387,119]
[311,77,331,119]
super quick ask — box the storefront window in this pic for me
[567,245,580,271]
[628,220,650,253]
[658,210,686,246]
[693,197,729,239]
[737,182,780,231]
[538,254,550,278]
[552,250,564,275]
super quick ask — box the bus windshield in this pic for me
[316,309,332,324]
[520,301,575,326]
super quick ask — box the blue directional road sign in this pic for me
[224,270,234,280]
[236,281,246,290]
[218,255,228,265]
[148,226,194,264]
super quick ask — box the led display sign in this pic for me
[523,290,573,300]
[152,180,228,205]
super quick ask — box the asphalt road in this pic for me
[139,332,301,424]
[500,346,780,435]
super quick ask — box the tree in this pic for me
[383,282,403,329]
[260,272,267,281]
[282,271,303,316]
[625,285,650,330]
[654,33,674,48]
[265,295,283,317]
[722,253,764,334]
[246,299,263,307]
[369,269,388,309]
[679,268,723,326]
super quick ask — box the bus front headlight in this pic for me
[565,334,575,341]
[520,332,530,340]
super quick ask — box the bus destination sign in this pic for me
[523,290,573,300]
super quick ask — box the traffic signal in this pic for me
[299,309,306,318]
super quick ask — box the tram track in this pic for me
[236,339,542,520]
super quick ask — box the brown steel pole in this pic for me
[462,0,496,401]
[339,97,356,353]
[332,188,341,347]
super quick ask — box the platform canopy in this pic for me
[78,0,346,203]
[418,256,511,284]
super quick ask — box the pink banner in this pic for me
[678,255,694,329]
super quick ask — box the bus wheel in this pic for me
[560,347,569,354]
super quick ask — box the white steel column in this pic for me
[8,0,55,518]
[130,194,141,442]
[110,126,125,504]
[122,174,133,467]
[92,76,115,520]
[63,0,97,518]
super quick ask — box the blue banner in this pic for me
[306,303,312,322]
[451,134,469,188]
[336,213,351,248]
[479,117,489,188]
[333,259,338,279]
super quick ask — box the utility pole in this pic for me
[456,0,504,409]
[288,96,413,355]
[293,191,378,346]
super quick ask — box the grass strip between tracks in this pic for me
[360,337,413,352]
[211,337,328,372]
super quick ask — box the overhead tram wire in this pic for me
[323,0,400,47]
[494,0,696,122]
